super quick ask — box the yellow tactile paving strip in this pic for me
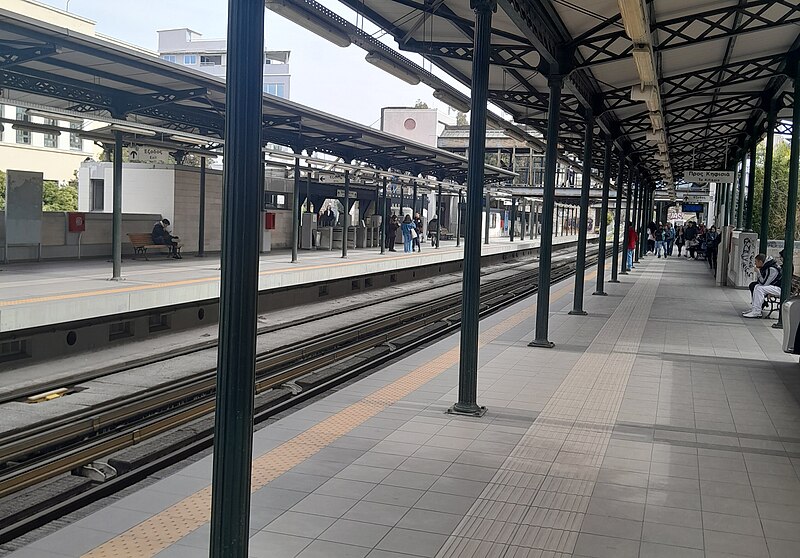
[438,264,663,557]
[81,269,598,557]
[0,250,464,308]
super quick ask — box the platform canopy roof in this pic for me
[321,0,798,196]
[0,8,513,185]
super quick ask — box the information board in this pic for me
[685,170,735,183]
[5,170,43,245]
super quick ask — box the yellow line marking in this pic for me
[82,268,600,557]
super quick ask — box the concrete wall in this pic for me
[79,162,176,221]
[173,166,223,252]
[0,211,161,261]
[381,108,439,147]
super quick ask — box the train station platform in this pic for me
[0,236,585,334]
[5,254,800,558]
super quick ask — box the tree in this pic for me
[0,170,78,211]
[414,99,429,109]
[456,112,468,126]
[752,138,797,241]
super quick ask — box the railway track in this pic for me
[0,248,599,544]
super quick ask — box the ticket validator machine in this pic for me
[783,298,800,354]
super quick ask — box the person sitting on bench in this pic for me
[743,253,781,318]
[152,218,181,259]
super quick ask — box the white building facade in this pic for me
[157,28,291,98]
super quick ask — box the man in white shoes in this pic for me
[743,254,782,318]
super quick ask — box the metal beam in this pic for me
[0,44,58,68]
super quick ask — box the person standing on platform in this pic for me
[412,213,423,252]
[386,214,399,252]
[706,226,721,274]
[626,221,638,271]
[685,222,699,259]
[655,224,666,258]
[743,254,782,318]
[675,225,686,257]
[666,223,675,256]
[427,215,439,246]
[401,215,416,253]
[647,220,657,254]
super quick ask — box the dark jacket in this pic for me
[758,258,782,287]
[706,231,721,251]
[684,226,697,241]
[152,222,168,244]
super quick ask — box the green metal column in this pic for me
[610,156,624,283]
[510,196,516,242]
[412,182,418,214]
[342,170,350,258]
[530,200,535,240]
[291,155,300,263]
[571,110,593,315]
[529,74,562,349]
[594,139,612,296]
[776,64,800,328]
[198,157,206,257]
[111,130,123,279]
[457,189,463,247]
[484,189,491,244]
[381,176,387,255]
[737,155,746,229]
[450,0,494,416]
[746,140,757,232]
[209,0,264,553]
[728,161,737,227]
[621,168,633,275]
[633,176,641,263]
[399,180,404,218]
[437,183,443,248]
[760,103,777,254]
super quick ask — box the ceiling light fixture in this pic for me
[365,52,421,85]
[266,0,351,48]
[432,89,470,113]
[109,124,157,137]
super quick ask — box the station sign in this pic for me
[684,169,735,183]
[129,145,169,163]
[336,189,358,199]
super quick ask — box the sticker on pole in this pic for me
[685,170,735,183]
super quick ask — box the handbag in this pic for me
[411,229,418,239]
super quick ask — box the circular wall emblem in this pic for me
[403,118,417,130]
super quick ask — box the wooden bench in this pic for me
[127,233,181,260]
[438,227,454,241]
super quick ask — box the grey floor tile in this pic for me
[639,541,704,558]
[572,532,640,558]
[766,537,800,558]
[760,518,800,541]
[701,494,759,517]
[268,472,330,493]
[342,500,409,526]
[586,497,645,522]
[428,476,487,498]
[442,462,498,482]
[263,511,336,538]
[316,478,376,500]
[414,491,477,515]
[396,508,462,535]
[381,470,439,491]
[72,506,153,534]
[251,487,308,510]
[318,518,392,548]
[641,522,703,550]
[26,526,116,556]
[704,529,769,557]
[579,514,642,541]
[644,505,702,528]
[353,452,408,470]
[398,456,451,476]
[702,511,764,537]
[376,528,448,557]
[290,493,359,518]
[296,540,371,558]
[154,544,209,558]
[365,485,425,507]
[250,531,313,558]
[336,464,393,484]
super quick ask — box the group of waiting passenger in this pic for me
[625,220,721,273]
[384,213,439,253]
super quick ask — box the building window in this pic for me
[90,179,104,211]
[265,83,286,98]
[43,118,58,148]
[15,107,30,145]
[161,54,176,63]
[70,121,82,150]
[183,54,197,65]
[200,55,221,66]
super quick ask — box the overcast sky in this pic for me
[37,0,468,128]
